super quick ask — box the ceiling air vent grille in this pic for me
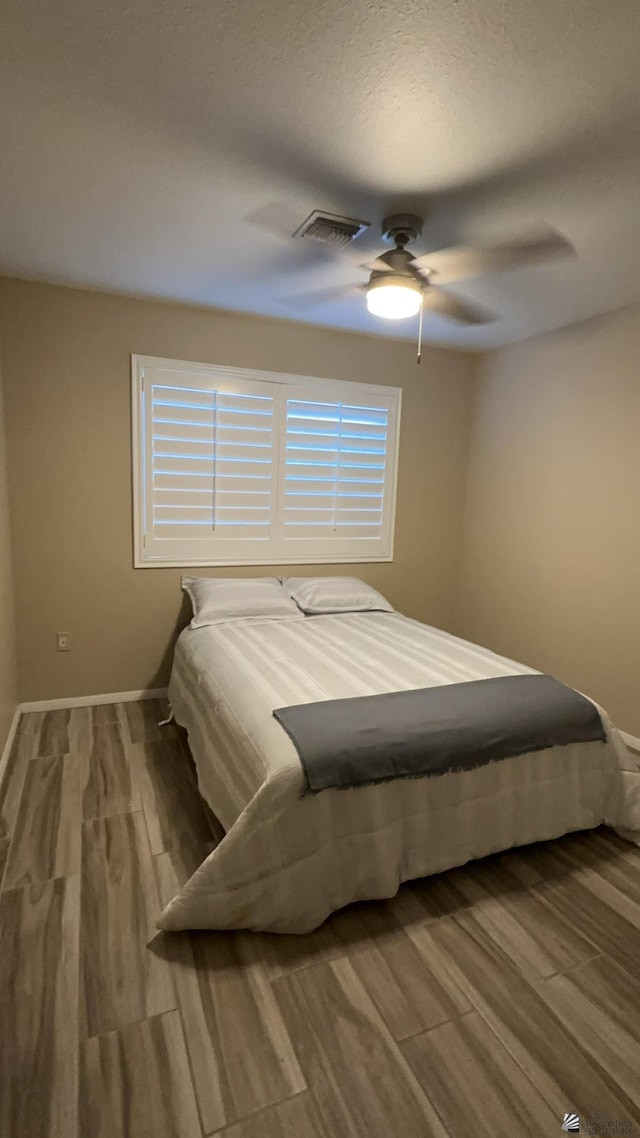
[293,210,370,248]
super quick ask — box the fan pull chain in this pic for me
[417,292,424,365]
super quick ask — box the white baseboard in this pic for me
[0,689,169,794]
[18,688,168,713]
[0,705,22,787]
[620,730,640,754]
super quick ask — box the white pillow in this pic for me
[284,576,394,615]
[182,576,304,629]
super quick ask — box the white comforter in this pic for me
[159,612,640,932]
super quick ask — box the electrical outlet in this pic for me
[56,632,71,652]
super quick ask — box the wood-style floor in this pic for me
[1,700,640,1137]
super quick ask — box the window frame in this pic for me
[131,354,402,568]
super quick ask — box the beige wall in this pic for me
[0,342,18,748]
[457,304,640,735]
[0,277,475,701]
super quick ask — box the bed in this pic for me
[158,604,640,933]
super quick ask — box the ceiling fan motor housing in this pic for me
[375,214,428,280]
[373,248,420,279]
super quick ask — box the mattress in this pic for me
[159,612,640,932]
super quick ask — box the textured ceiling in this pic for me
[1,0,640,348]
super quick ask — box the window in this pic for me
[132,355,401,567]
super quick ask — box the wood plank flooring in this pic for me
[1,699,640,1137]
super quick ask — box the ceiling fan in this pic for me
[281,212,575,329]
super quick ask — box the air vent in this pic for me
[293,210,370,248]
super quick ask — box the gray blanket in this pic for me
[273,674,606,794]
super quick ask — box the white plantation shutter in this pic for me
[133,357,400,566]
[280,390,397,561]
[137,363,277,563]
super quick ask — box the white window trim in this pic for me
[131,354,402,568]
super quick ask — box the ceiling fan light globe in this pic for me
[366,277,422,319]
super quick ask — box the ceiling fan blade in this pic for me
[423,288,496,325]
[412,229,575,284]
[276,283,364,311]
[361,256,393,273]
[246,204,374,270]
